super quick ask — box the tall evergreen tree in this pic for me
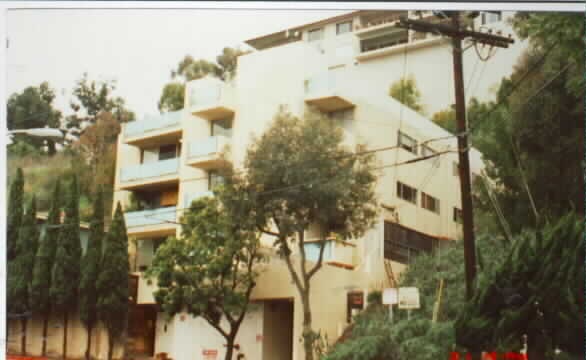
[97,203,129,360]
[50,175,82,359]
[79,188,104,360]
[30,180,62,356]
[7,167,24,262]
[7,196,39,355]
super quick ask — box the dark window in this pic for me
[153,238,166,254]
[421,192,440,214]
[397,181,417,204]
[347,292,364,323]
[421,144,439,166]
[211,118,233,137]
[453,207,463,224]
[336,21,352,35]
[384,221,438,264]
[360,31,408,52]
[308,28,324,42]
[398,131,417,154]
[481,11,502,25]
[159,144,179,161]
[208,170,225,190]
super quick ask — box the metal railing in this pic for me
[125,206,177,228]
[120,158,179,182]
[125,110,182,138]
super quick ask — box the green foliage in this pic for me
[7,196,39,315]
[7,168,24,262]
[79,188,104,334]
[50,174,82,312]
[7,82,62,155]
[31,180,62,316]
[158,82,185,112]
[389,75,425,115]
[96,203,129,360]
[146,194,264,358]
[431,98,492,144]
[455,213,584,358]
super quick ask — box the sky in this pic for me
[7,8,351,119]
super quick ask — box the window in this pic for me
[421,144,439,167]
[153,237,166,254]
[304,241,333,262]
[397,181,417,204]
[211,118,233,138]
[360,31,408,52]
[308,28,324,42]
[398,131,418,154]
[384,221,438,264]
[159,144,180,161]
[453,207,463,224]
[421,192,440,214]
[347,292,364,323]
[208,170,225,190]
[336,21,352,35]
[481,11,502,25]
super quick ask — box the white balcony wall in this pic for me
[125,206,177,228]
[120,158,179,182]
[125,110,183,138]
[188,135,230,159]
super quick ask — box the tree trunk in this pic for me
[20,317,27,355]
[526,329,546,360]
[85,326,93,360]
[224,334,236,360]
[63,311,69,360]
[300,291,314,360]
[107,333,114,360]
[42,313,49,356]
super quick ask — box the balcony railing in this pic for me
[124,110,183,139]
[187,78,234,120]
[184,191,214,208]
[304,72,353,112]
[187,136,230,169]
[125,206,177,228]
[120,158,179,183]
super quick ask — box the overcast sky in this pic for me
[7,8,350,119]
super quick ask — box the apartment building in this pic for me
[112,10,526,360]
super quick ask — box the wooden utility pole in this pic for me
[397,12,514,300]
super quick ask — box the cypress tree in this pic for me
[7,196,39,355]
[80,188,104,360]
[7,168,24,261]
[50,175,82,359]
[30,180,62,356]
[97,203,129,360]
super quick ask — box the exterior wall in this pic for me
[111,10,528,360]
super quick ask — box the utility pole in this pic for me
[397,12,514,300]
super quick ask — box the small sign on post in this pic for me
[382,288,398,323]
[398,287,420,310]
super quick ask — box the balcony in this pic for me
[187,77,235,121]
[124,111,183,148]
[125,207,177,238]
[304,238,357,270]
[186,136,231,169]
[354,12,405,39]
[304,72,354,112]
[183,191,214,208]
[119,158,180,190]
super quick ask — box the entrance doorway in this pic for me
[127,305,157,357]
[262,299,294,360]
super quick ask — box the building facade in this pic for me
[112,10,526,360]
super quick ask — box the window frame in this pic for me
[208,170,225,191]
[421,192,440,214]
[398,131,418,154]
[210,117,233,137]
[397,181,418,204]
[308,28,324,42]
[453,207,463,224]
[158,143,179,161]
[336,21,353,35]
[384,221,439,265]
[481,11,502,25]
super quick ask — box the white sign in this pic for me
[398,287,420,309]
[382,288,398,305]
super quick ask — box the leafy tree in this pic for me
[50,174,82,359]
[431,98,491,145]
[7,196,39,355]
[79,188,104,360]
[66,73,135,139]
[7,168,24,262]
[146,195,264,360]
[97,203,129,360]
[229,107,378,360]
[7,82,62,155]
[455,213,584,360]
[389,75,426,115]
[30,180,62,356]
[158,47,248,112]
